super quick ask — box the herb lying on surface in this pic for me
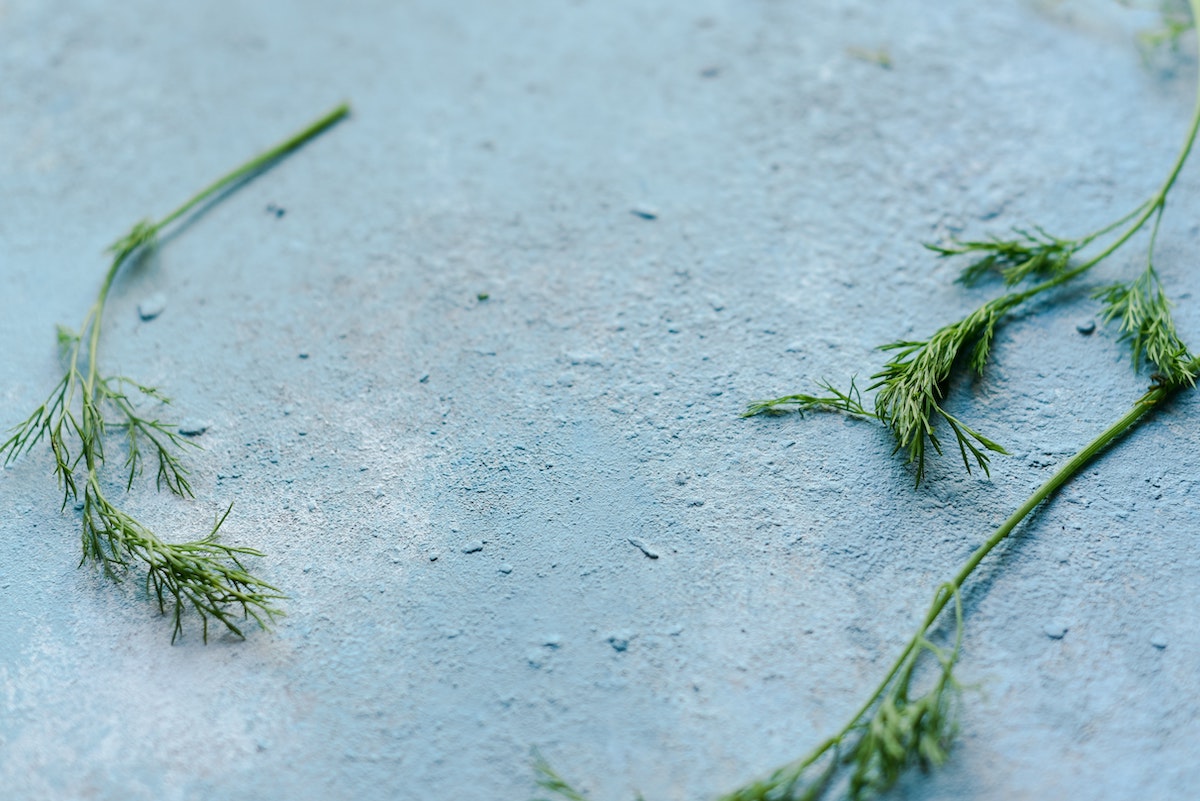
[745,71,1199,484]
[536,3,1199,800]
[1,104,349,642]
[721,8,1200,801]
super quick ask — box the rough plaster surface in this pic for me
[2,1,1199,798]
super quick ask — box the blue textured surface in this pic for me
[2,1,1199,798]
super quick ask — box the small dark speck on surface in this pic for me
[631,205,658,220]
[700,66,720,78]
[607,634,631,652]
[1077,320,1096,335]
[298,352,310,359]
[178,420,209,437]
[461,540,484,554]
[266,203,286,218]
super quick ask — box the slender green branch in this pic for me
[2,104,350,641]
[718,361,1194,800]
[532,8,1200,800]
[748,4,1200,483]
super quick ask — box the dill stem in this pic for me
[1018,1,1200,303]
[789,369,1194,792]
[155,102,350,231]
[77,102,351,468]
[76,104,348,604]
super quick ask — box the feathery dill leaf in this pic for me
[1094,265,1196,386]
[744,295,1014,487]
[869,295,1016,485]
[926,226,1080,288]
[1135,0,1194,60]
[743,376,875,419]
[1,103,349,640]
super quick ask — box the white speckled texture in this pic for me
[2,1,1199,799]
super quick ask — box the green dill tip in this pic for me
[1094,265,1196,387]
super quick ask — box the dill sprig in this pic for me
[723,362,1200,800]
[927,225,1081,288]
[742,377,874,419]
[1,103,349,641]
[720,585,963,801]
[536,353,1200,801]
[1095,261,1195,386]
[748,0,1200,484]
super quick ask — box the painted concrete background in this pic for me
[2,1,1199,799]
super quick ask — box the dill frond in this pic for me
[1095,265,1196,387]
[1133,0,1194,60]
[743,376,875,419]
[82,493,284,643]
[844,590,962,799]
[1,104,349,640]
[926,226,1080,288]
[869,297,1015,485]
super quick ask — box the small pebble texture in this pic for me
[2,1,1199,799]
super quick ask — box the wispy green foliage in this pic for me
[1095,264,1195,386]
[719,2,1200,798]
[1,104,349,641]
[716,586,963,801]
[748,70,1198,485]
[927,226,1080,288]
[742,377,874,419]
[533,587,964,801]
[869,295,1017,484]
[748,295,1015,486]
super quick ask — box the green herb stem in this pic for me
[1019,2,1200,299]
[3,103,350,640]
[84,102,350,450]
[156,102,350,232]
[725,364,1194,801]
